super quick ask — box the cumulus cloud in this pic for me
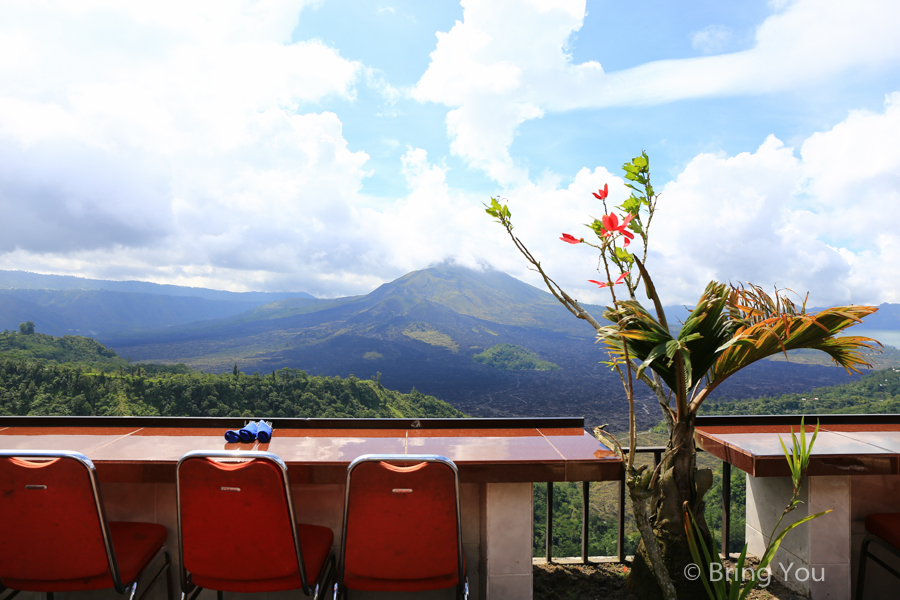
[2,0,900,312]
[387,93,900,310]
[629,94,900,307]
[413,0,900,183]
[0,0,376,295]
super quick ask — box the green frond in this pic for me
[710,305,880,384]
[598,279,880,412]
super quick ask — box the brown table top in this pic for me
[695,421,900,477]
[0,421,621,484]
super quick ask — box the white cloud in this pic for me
[629,94,900,307]
[414,0,900,184]
[389,93,900,310]
[691,25,732,55]
[0,0,376,294]
[3,0,900,313]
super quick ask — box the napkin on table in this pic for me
[256,420,273,443]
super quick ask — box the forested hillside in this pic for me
[0,332,464,419]
[702,366,900,415]
[472,343,559,371]
[0,331,126,367]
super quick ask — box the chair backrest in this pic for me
[175,450,311,595]
[338,454,464,592]
[0,450,124,590]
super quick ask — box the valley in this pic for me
[1,265,894,430]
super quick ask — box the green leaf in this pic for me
[778,436,799,482]
[614,247,633,262]
[732,544,749,600]
[635,342,669,380]
[758,509,833,572]
[622,196,642,214]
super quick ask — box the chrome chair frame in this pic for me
[0,450,173,600]
[333,454,468,600]
[856,531,900,599]
[175,450,334,600]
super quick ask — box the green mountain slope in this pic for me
[474,343,559,371]
[0,331,127,368]
[702,366,900,415]
[0,334,464,419]
[96,264,884,433]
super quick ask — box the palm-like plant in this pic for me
[486,153,880,600]
[602,274,878,424]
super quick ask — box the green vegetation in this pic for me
[0,333,465,419]
[538,367,900,560]
[402,323,459,352]
[702,366,900,415]
[533,429,746,559]
[0,331,126,368]
[0,359,466,419]
[473,343,559,371]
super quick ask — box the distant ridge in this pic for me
[0,270,313,302]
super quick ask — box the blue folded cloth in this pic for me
[256,420,273,443]
[224,428,241,443]
[238,421,259,443]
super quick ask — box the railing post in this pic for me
[722,461,731,557]
[582,481,589,564]
[617,466,626,563]
[546,482,553,563]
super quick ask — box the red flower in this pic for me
[592,184,609,200]
[601,213,635,247]
[559,233,583,244]
[588,273,628,288]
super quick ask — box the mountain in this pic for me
[0,270,313,302]
[0,271,316,337]
[101,265,882,431]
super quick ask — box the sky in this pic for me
[1,0,900,308]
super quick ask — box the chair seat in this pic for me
[345,554,466,593]
[3,521,167,592]
[191,523,334,593]
[866,513,900,547]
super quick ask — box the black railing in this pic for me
[544,446,732,563]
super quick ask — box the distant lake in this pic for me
[849,329,900,349]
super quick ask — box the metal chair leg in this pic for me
[857,537,871,599]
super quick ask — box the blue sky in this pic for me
[1,0,899,307]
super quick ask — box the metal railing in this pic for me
[544,446,732,563]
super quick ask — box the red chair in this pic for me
[176,450,335,600]
[334,454,468,599]
[0,450,173,600]
[856,512,900,598]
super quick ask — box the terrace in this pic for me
[2,413,899,599]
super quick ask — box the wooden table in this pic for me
[0,416,620,600]
[696,415,900,600]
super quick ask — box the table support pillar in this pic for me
[481,482,533,600]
